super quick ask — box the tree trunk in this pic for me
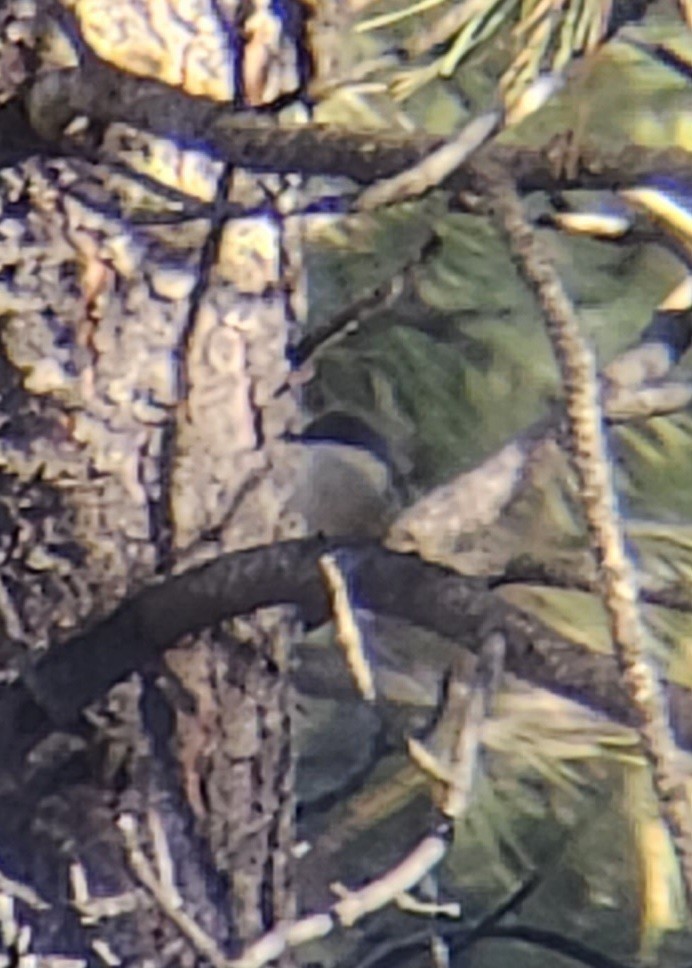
[0,0,328,960]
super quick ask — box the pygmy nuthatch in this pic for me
[285,412,401,539]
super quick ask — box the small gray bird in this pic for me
[285,412,401,539]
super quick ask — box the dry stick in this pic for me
[120,797,449,968]
[354,73,564,213]
[482,164,692,910]
[441,633,505,819]
[69,862,138,925]
[320,553,377,701]
[408,633,505,818]
[290,229,440,370]
[118,814,233,968]
[0,869,49,912]
[356,110,501,212]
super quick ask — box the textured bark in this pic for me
[0,0,316,960]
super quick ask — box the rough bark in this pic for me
[0,0,319,960]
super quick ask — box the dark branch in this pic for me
[6,537,692,765]
[13,54,692,196]
[460,925,634,968]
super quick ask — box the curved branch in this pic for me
[2,537,691,766]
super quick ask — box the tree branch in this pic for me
[12,54,692,198]
[483,165,692,909]
[0,537,689,765]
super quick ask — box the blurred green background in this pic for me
[294,2,692,965]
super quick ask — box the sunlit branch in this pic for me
[483,163,692,911]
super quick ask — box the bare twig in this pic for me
[408,633,505,817]
[0,887,91,967]
[483,164,692,909]
[289,230,439,371]
[441,633,504,819]
[320,553,376,701]
[331,831,451,928]
[356,110,501,212]
[118,814,232,968]
[69,862,138,925]
[222,829,452,968]
[347,869,541,968]
[119,798,451,968]
[0,892,34,965]
[0,872,48,913]
[350,794,621,968]
[147,809,181,907]
[395,893,461,918]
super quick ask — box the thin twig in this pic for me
[118,814,232,968]
[121,807,451,968]
[331,830,451,928]
[395,893,462,918]
[288,230,439,370]
[320,553,376,701]
[441,633,504,818]
[114,791,457,968]
[356,110,501,212]
[408,633,505,817]
[483,164,692,910]
[69,861,138,925]
[349,791,618,968]
[0,871,48,912]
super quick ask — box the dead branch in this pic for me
[355,110,501,211]
[320,553,377,701]
[483,165,692,908]
[119,745,467,968]
[288,230,439,371]
[119,814,232,968]
[440,633,505,818]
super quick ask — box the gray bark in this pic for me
[0,0,317,959]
